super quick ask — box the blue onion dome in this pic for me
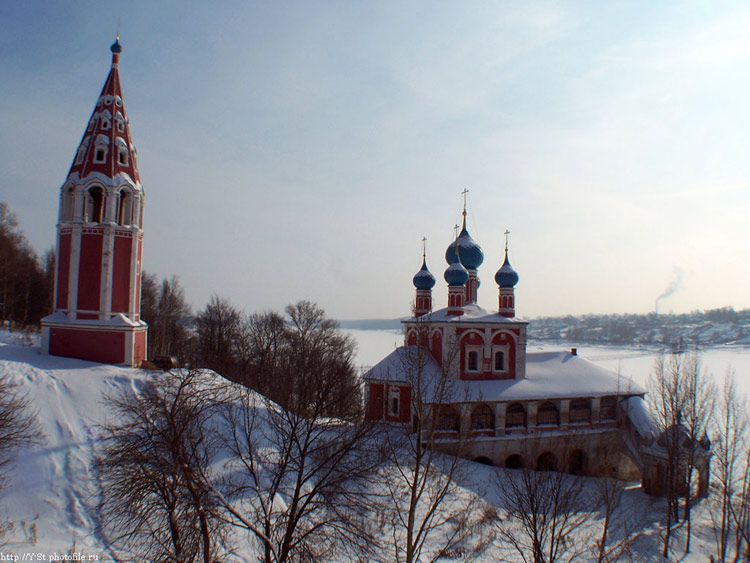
[444,224,484,270]
[444,252,469,286]
[110,37,122,53]
[495,252,519,288]
[413,258,436,290]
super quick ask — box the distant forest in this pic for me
[340,307,750,348]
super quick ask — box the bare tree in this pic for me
[0,375,40,492]
[219,370,378,563]
[217,301,379,563]
[647,352,686,558]
[681,350,715,553]
[495,446,590,563]
[380,323,488,563]
[97,370,228,562]
[592,476,646,563]
[710,368,749,562]
[195,295,242,379]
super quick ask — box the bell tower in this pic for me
[41,37,147,367]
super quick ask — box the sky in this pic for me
[1,1,749,320]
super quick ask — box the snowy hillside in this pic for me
[0,331,732,561]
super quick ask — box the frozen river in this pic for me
[344,328,750,395]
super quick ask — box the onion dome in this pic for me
[110,38,122,53]
[495,251,519,288]
[445,216,484,270]
[444,252,469,286]
[413,258,436,290]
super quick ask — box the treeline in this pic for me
[140,276,361,417]
[530,307,750,347]
[0,202,54,328]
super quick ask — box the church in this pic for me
[41,37,147,367]
[363,204,709,492]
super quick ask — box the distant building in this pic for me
[41,38,147,366]
[363,204,710,493]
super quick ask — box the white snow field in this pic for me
[1,328,747,561]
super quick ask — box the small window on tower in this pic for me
[118,148,128,166]
[94,148,106,163]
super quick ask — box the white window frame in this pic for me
[492,345,509,374]
[465,345,481,373]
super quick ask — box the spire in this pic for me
[66,37,140,186]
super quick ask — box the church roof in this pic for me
[65,38,141,187]
[364,345,645,403]
[403,302,526,325]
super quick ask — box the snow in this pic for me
[404,302,527,324]
[0,329,746,561]
[364,345,645,402]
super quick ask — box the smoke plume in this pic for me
[655,266,684,314]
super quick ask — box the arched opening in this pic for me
[600,396,617,421]
[85,187,104,223]
[62,187,75,221]
[568,449,587,475]
[434,405,459,432]
[505,402,526,429]
[473,456,493,466]
[118,189,133,226]
[537,401,559,426]
[569,398,591,424]
[536,451,558,472]
[505,454,524,469]
[471,404,494,430]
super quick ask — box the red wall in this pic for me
[77,231,103,312]
[56,232,71,309]
[133,329,146,365]
[366,383,384,420]
[112,234,132,313]
[49,327,125,364]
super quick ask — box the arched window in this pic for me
[569,398,591,423]
[85,187,104,223]
[568,449,587,475]
[471,404,494,430]
[600,396,617,421]
[435,405,459,432]
[75,137,90,165]
[494,350,505,371]
[118,189,133,226]
[505,402,526,428]
[537,401,559,426]
[115,112,125,133]
[61,187,76,221]
[537,451,558,472]
[467,350,479,372]
[505,454,524,469]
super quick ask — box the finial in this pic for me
[111,18,123,54]
[504,229,510,254]
[453,224,459,240]
[421,236,427,261]
[461,188,469,229]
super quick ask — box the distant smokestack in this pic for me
[655,266,684,315]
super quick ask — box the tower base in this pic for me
[41,312,147,367]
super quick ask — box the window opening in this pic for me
[86,187,104,223]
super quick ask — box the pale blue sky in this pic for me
[2,2,749,319]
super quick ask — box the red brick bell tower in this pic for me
[41,37,147,366]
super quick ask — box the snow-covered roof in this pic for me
[364,345,645,403]
[403,303,527,325]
